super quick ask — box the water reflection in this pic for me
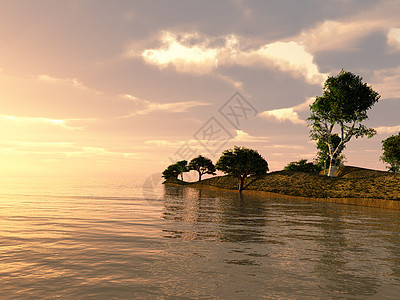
[161,185,400,298]
[313,207,380,296]
[162,185,269,244]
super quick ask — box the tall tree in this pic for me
[216,146,268,193]
[380,132,400,173]
[308,70,380,177]
[188,155,216,181]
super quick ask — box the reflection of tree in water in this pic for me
[314,207,380,297]
[162,185,269,243]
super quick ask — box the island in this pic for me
[164,166,400,210]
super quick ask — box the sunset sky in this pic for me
[1,0,400,178]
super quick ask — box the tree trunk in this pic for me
[328,159,336,177]
[238,176,244,193]
[198,172,202,181]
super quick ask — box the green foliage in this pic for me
[162,160,188,180]
[216,146,268,192]
[188,155,216,181]
[284,159,322,173]
[308,70,380,177]
[381,132,400,173]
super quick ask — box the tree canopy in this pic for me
[308,70,380,177]
[381,132,400,173]
[162,160,188,180]
[188,155,216,181]
[216,146,268,192]
[284,159,322,173]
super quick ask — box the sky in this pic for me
[1,0,400,179]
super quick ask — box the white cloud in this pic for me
[0,114,87,130]
[233,130,269,143]
[130,31,327,85]
[121,94,210,116]
[387,27,400,51]
[38,74,89,90]
[299,20,382,53]
[375,125,400,135]
[236,42,327,85]
[260,108,305,125]
[141,32,218,75]
[259,97,314,125]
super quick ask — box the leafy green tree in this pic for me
[188,155,216,181]
[308,70,380,177]
[216,146,268,193]
[315,134,346,175]
[162,160,188,180]
[284,159,322,173]
[380,132,400,173]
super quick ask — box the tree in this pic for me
[162,160,188,180]
[380,132,400,173]
[315,134,346,175]
[175,160,188,180]
[216,146,268,193]
[284,159,322,173]
[188,155,216,181]
[308,70,380,177]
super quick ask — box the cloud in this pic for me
[260,108,305,125]
[387,27,400,51]
[299,20,383,53]
[38,74,91,91]
[233,130,269,143]
[375,125,400,135]
[297,2,400,56]
[129,31,327,85]
[0,114,88,130]
[141,32,219,75]
[144,140,185,147]
[120,94,210,116]
[371,67,400,99]
[259,97,314,125]
[0,139,138,159]
[235,41,328,85]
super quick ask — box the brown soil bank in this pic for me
[165,166,400,210]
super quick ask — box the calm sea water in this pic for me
[0,176,400,299]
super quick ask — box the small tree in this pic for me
[175,160,188,180]
[381,132,400,173]
[216,146,268,193]
[188,155,216,181]
[162,160,188,180]
[315,134,346,175]
[308,70,380,177]
[284,159,322,173]
[162,164,180,180]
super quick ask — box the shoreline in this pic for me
[164,166,400,210]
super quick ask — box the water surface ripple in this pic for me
[0,179,399,299]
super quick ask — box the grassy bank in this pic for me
[164,166,400,209]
